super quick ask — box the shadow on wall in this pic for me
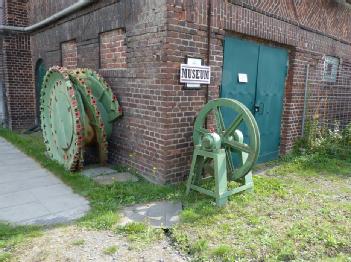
[35,59,46,125]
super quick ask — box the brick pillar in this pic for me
[1,0,35,130]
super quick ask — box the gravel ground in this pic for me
[13,226,189,262]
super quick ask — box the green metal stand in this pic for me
[186,132,254,207]
[186,98,259,206]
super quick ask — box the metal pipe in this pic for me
[0,0,95,34]
[301,64,310,136]
[205,0,212,104]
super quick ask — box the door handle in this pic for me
[254,103,264,115]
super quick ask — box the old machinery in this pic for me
[40,66,122,171]
[186,98,260,206]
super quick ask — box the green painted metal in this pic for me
[40,66,122,171]
[221,36,288,162]
[255,45,289,162]
[186,98,260,206]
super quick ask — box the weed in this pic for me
[190,239,208,255]
[116,222,163,244]
[71,239,85,246]
[103,245,118,255]
[211,244,232,261]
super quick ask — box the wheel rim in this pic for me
[41,67,84,170]
[193,98,260,180]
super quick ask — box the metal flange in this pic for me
[40,66,122,171]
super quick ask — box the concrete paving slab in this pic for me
[0,137,90,225]
[0,175,62,195]
[82,166,116,178]
[21,205,90,225]
[0,202,51,223]
[0,190,37,209]
[29,184,74,199]
[93,172,139,185]
[0,169,50,184]
[83,166,139,184]
[39,194,89,213]
[119,201,182,228]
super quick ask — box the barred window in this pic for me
[323,56,339,83]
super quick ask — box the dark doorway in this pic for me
[35,59,46,124]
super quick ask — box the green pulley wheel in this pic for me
[193,98,260,180]
[68,69,121,165]
[40,66,85,170]
[70,68,121,138]
[40,66,122,171]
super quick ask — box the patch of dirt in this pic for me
[13,226,189,262]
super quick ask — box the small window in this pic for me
[323,56,339,83]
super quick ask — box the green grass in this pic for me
[0,223,42,262]
[71,239,85,246]
[1,128,351,261]
[0,253,11,262]
[172,153,351,261]
[116,222,164,248]
[103,245,118,255]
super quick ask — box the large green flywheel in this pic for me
[186,98,260,206]
[40,66,122,171]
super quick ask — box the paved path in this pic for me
[0,137,90,225]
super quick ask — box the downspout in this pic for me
[0,0,95,131]
[0,0,95,34]
[205,0,212,104]
[301,64,310,136]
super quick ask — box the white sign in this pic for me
[238,73,248,83]
[186,58,202,88]
[180,64,211,85]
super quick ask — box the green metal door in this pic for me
[35,59,46,124]
[221,37,288,162]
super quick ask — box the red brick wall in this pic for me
[100,29,127,69]
[61,40,77,69]
[4,0,30,26]
[228,0,351,43]
[159,0,351,182]
[29,0,77,24]
[1,0,34,130]
[28,0,351,183]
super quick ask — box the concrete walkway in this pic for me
[0,137,90,225]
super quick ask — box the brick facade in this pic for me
[0,0,34,130]
[100,29,127,69]
[61,40,77,69]
[160,0,351,180]
[2,0,351,183]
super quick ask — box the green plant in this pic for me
[116,222,163,244]
[295,119,351,161]
[211,244,232,261]
[71,239,85,246]
[0,252,11,262]
[103,245,118,255]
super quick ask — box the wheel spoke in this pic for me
[225,149,235,178]
[224,140,252,154]
[223,113,243,138]
[214,107,225,133]
[196,127,209,134]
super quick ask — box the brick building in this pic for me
[1,0,351,183]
